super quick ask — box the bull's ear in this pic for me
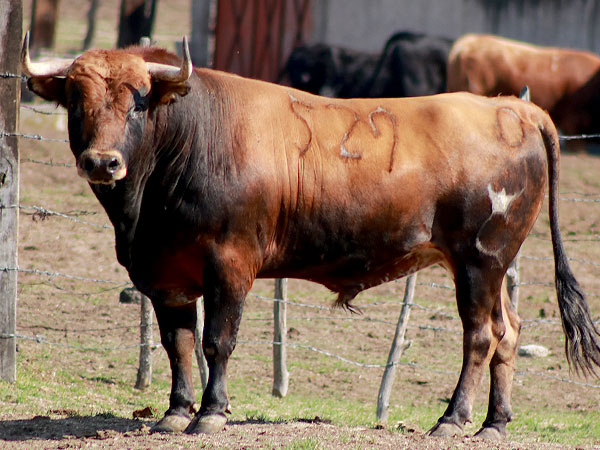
[27,77,67,106]
[151,80,190,105]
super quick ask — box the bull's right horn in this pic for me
[21,31,73,78]
[146,36,193,83]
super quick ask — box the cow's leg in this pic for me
[475,280,521,439]
[427,265,504,437]
[151,301,198,433]
[185,254,251,434]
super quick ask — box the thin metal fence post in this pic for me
[273,278,289,397]
[135,294,153,389]
[194,298,209,391]
[376,273,417,423]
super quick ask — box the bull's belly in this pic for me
[259,245,447,297]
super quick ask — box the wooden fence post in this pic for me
[190,0,216,67]
[0,0,22,383]
[272,278,289,397]
[194,298,208,391]
[376,273,417,423]
[135,295,153,389]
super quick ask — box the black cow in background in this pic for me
[280,31,453,98]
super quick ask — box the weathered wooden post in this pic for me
[376,273,416,423]
[0,0,22,383]
[272,278,289,397]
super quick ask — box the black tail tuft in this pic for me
[555,256,600,378]
[540,117,600,378]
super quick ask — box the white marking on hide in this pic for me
[339,110,362,159]
[475,184,524,265]
[487,184,518,216]
[368,106,388,136]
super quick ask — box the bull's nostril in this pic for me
[107,157,121,174]
[83,157,96,173]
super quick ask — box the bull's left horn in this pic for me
[146,36,193,82]
[21,31,73,77]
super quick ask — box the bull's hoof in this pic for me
[151,414,191,433]
[474,426,505,440]
[426,421,463,437]
[185,413,227,434]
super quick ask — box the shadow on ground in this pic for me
[0,415,146,441]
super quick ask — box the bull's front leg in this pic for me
[151,300,199,433]
[185,256,250,434]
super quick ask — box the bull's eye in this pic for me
[128,89,149,119]
[128,103,145,120]
[133,100,146,113]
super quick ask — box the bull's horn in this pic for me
[21,31,73,77]
[146,36,193,82]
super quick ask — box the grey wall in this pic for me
[311,0,600,53]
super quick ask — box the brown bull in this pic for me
[549,67,600,136]
[22,34,600,440]
[447,33,600,134]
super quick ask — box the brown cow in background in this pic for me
[447,33,600,136]
[550,67,600,136]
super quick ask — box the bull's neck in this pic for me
[94,73,231,269]
[151,73,235,205]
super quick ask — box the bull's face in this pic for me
[21,33,192,185]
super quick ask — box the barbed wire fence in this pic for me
[2,67,600,422]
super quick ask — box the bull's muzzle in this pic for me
[77,149,126,184]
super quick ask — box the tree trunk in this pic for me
[117,0,157,48]
[82,0,99,50]
[29,0,60,54]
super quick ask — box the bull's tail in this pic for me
[539,114,600,377]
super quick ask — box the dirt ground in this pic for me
[1,414,594,450]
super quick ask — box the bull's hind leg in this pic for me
[428,265,505,437]
[475,280,521,439]
[151,301,198,433]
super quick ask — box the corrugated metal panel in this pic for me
[214,0,312,82]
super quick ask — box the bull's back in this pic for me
[227,83,552,286]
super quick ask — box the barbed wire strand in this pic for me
[21,104,66,115]
[1,266,127,285]
[14,204,112,230]
[0,130,69,143]
[22,158,74,168]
